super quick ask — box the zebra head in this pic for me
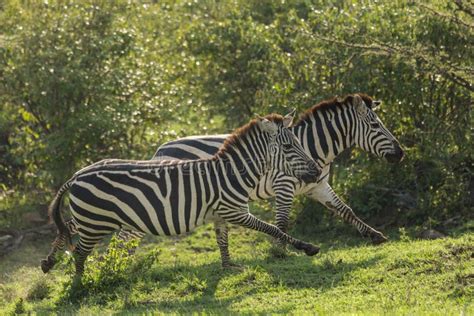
[260,111,321,183]
[352,94,404,163]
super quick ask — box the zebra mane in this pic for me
[72,115,285,177]
[215,114,284,158]
[297,93,375,123]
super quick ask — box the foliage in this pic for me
[26,278,51,301]
[0,1,218,192]
[0,1,472,227]
[0,2,471,311]
[81,236,139,292]
[60,235,139,305]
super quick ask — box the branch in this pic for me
[454,0,474,18]
[0,224,56,257]
[312,34,474,92]
[23,100,51,135]
[370,38,474,92]
[420,3,474,29]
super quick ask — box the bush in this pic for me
[27,279,51,301]
[0,0,471,229]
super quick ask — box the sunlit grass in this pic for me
[1,222,472,314]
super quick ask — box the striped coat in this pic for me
[57,94,404,255]
[153,94,404,247]
[41,114,321,275]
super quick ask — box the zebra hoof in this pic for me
[304,245,320,256]
[40,259,53,273]
[301,243,320,256]
[371,232,388,245]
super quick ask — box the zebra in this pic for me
[100,93,404,252]
[57,93,404,255]
[153,94,405,245]
[41,113,322,275]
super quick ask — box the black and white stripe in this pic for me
[41,114,321,275]
[54,93,404,256]
[152,94,404,245]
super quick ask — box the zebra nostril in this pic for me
[398,147,405,159]
[386,145,404,163]
[393,144,404,159]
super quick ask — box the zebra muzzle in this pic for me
[300,172,319,184]
[385,144,404,163]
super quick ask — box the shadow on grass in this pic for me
[0,235,53,277]
[128,254,382,314]
[53,248,383,314]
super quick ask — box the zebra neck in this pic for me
[214,150,266,194]
[213,134,270,202]
[291,107,355,166]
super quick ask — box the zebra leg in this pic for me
[269,180,297,257]
[273,178,297,234]
[116,228,145,255]
[218,210,319,256]
[41,219,77,273]
[214,220,242,269]
[73,233,108,276]
[306,183,388,245]
[214,220,231,267]
[41,233,66,273]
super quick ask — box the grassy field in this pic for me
[0,217,473,315]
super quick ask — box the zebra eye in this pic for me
[283,144,293,150]
[370,122,380,129]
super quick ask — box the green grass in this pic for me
[0,223,472,315]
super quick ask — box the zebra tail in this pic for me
[48,179,74,251]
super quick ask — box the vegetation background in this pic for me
[0,0,472,314]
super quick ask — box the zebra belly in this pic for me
[69,170,217,237]
[69,189,215,237]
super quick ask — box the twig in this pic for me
[0,224,56,257]
[311,34,474,92]
[420,3,474,29]
[454,0,474,18]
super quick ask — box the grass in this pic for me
[0,218,473,314]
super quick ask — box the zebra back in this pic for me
[154,135,227,161]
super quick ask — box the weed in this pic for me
[26,278,51,301]
[10,298,25,315]
[399,227,411,242]
[172,273,207,295]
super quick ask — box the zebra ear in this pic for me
[283,109,296,128]
[258,118,278,134]
[354,94,368,117]
[372,100,382,110]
